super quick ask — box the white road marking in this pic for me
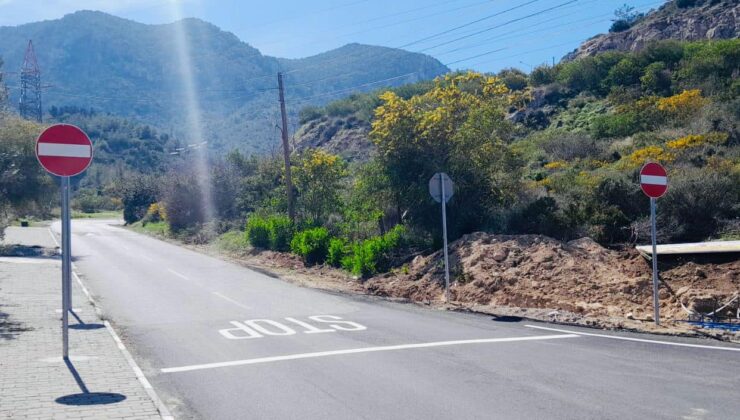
[212,292,252,310]
[139,254,154,262]
[55,308,83,313]
[161,333,578,373]
[525,325,740,352]
[0,257,57,264]
[48,228,59,246]
[167,268,190,280]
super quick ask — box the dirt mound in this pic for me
[366,233,740,323]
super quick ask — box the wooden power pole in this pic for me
[277,72,295,222]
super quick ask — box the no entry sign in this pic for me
[639,162,668,198]
[35,124,93,177]
[35,124,93,359]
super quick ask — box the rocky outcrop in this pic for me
[565,0,739,60]
[293,116,374,162]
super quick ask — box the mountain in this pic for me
[565,0,738,60]
[0,11,448,153]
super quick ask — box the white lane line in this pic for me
[167,268,190,280]
[212,291,252,310]
[48,228,59,247]
[161,333,578,373]
[525,325,740,352]
[139,254,154,262]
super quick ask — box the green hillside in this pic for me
[0,11,448,153]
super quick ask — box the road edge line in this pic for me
[48,227,175,420]
[161,333,579,373]
[525,324,740,352]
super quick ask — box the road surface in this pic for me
[53,219,740,419]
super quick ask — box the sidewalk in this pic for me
[0,227,165,419]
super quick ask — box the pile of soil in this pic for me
[365,233,740,325]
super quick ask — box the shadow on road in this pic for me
[490,315,523,323]
[55,358,127,406]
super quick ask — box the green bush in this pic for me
[529,65,556,86]
[246,215,270,248]
[267,214,294,251]
[290,227,330,264]
[590,112,643,139]
[347,225,405,278]
[676,0,698,8]
[299,105,323,124]
[508,197,568,239]
[609,19,631,33]
[327,238,348,268]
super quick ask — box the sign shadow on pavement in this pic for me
[55,358,127,406]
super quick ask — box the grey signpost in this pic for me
[61,177,71,357]
[639,162,668,326]
[429,173,454,303]
[35,124,93,359]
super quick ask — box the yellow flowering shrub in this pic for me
[622,145,675,169]
[145,202,167,222]
[536,177,552,189]
[544,161,567,170]
[576,171,600,189]
[656,89,708,115]
[666,132,729,150]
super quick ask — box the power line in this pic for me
[281,0,574,79]
[269,0,498,54]
[397,0,542,49]
[291,72,420,104]
[416,0,579,53]
[439,0,662,64]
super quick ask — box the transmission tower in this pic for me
[19,40,42,122]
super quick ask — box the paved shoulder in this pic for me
[0,227,165,420]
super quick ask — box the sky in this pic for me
[0,0,667,73]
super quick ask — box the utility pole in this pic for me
[277,72,295,222]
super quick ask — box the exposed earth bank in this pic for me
[365,233,739,339]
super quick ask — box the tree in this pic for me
[114,174,159,224]
[162,171,205,234]
[370,72,519,239]
[294,149,347,225]
[0,116,55,238]
[609,4,644,32]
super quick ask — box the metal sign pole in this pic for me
[440,174,450,303]
[61,176,71,358]
[650,197,660,326]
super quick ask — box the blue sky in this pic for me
[0,0,666,73]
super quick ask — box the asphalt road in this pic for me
[53,219,740,420]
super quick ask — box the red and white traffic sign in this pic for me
[35,124,93,177]
[639,162,668,198]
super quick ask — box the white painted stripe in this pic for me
[167,268,190,280]
[640,175,667,185]
[161,334,578,373]
[38,142,91,158]
[525,325,740,352]
[212,291,252,310]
